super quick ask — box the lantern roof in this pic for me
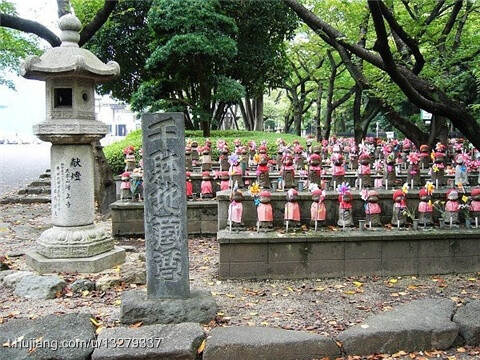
[21,14,120,82]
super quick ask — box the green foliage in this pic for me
[0,0,40,89]
[103,129,307,174]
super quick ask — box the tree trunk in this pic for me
[254,94,264,131]
[314,82,323,142]
[92,141,116,215]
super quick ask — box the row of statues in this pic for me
[118,136,480,202]
[226,183,480,232]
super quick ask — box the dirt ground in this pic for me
[1,201,479,360]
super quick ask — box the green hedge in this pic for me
[104,129,307,175]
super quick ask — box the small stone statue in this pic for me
[130,169,143,201]
[337,189,354,227]
[256,154,271,189]
[391,189,407,227]
[284,188,301,230]
[276,147,284,171]
[229,154,244,188]
[219,146,230,172]
[185,146,193,171]
[331,154,346,186]
[445,188,459,226]
[228,190,244,230]
[418,188,433,226]
[281,154,296,189]
[364,190,382,227]
[239,146,249,174]
[219,171,230,191]
[357,152,371,188]
[294,145,306,170]
[349,145,359,171]
[201,146,212,172]
[310,189,326,229]
[186,171,193,199]
[384,153,396,189]
[419,144,430,169]
[123,145,136,172]
[454,154,469,187]
[191,140,200,164]
[257,190,274,231]
[200,171,214,199]
[406,152,422,188]
[469,187,480,224]
[120,171,131,201]
[308,154,322,188]
[431,145,446,187]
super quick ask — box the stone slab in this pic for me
[337,299,458,355]
[453,300,480,345]
[92,323,205,360]
[0,313,95,360]
[25,246,125,274]
[203,326,341,360]
[120,289,217,325]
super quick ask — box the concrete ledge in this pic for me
[120,289,217,325]
[25,246,126,274]
[337,299,458,355]
[218,229,480,279]
[203,326,341,360]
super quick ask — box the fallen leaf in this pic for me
[389,278,398,284]
[457,347,466,353]
[344,290,356,295]
[130,322,143,328]
[197,339,206,354]
[353,281,363,287]
[90,318,100,327]
[114,299,122,306]
[95,326,104,335]
[225,293,236,298]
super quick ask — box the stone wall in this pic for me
[218,229,480,279]
[110,200,217,237]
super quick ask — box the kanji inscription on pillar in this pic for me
[142,113,189,299]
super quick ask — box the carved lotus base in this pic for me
[36,225,114,258]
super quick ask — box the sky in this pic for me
[0,0,59,137]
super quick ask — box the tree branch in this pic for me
[437,0,463,52]
[79,0,118,46]
[0,13,61,47]
[452,1,472,50]
[378,1,425,74]
[400,0,417,20]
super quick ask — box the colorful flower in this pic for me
[425,181,435,195]
[336,182,350,195]
[228,154,239,166]
[249,182,261,196]
[402,182,409,194]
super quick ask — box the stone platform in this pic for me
[217,229,480,279]
[111,200,217,237]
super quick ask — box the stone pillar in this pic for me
[142,113,190,299]
[120,113,216,324]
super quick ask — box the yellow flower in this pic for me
[249,182,261,195]
[462,195,469,203]
[428,200,432,206]
[402,183,409,194]
[425,181,435,195]
[253,154,261,164]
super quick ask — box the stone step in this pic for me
[337,299,458,355]
[92,323,205,360]
[203,326,341,360]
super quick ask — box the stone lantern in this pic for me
[21,14,125,273]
